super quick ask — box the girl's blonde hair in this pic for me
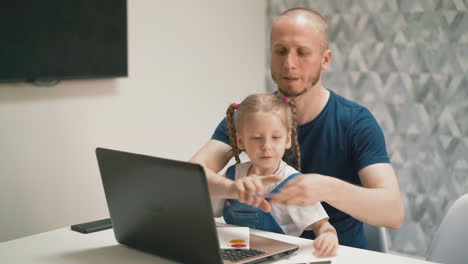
[226,93,301,172]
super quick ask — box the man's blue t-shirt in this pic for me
[211,89,390,248]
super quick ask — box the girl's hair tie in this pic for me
[283,97,290,103]
[234,103,240,110]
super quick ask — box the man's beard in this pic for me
[273,72,320,98]
[278,86,308,97]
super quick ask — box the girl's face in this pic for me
[236,111,291,173]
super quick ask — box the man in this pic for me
[190,8,403,249]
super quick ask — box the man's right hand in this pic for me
[227,175,282,212]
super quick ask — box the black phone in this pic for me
[296,261,332,264]
[70,218,112,234]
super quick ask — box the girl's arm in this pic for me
[310,218,336,236]
[309,218,338,256]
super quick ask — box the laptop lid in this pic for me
[96,147,298,264]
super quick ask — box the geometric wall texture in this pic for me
[266,0,468,257]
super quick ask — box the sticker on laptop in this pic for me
[216,227,250,249]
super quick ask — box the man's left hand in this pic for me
[270,173,331,206]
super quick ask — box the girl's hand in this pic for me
[228,175,282,212]
[313,232,338,257]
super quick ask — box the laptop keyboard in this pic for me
[221,248,265,262]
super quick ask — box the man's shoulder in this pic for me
[328,90,375,125]
[330,89,368,113]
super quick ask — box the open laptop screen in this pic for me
[96,147,224,263]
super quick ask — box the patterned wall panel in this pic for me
[266,0,468,257]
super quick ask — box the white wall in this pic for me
[0,0,266,242]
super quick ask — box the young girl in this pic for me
[212,93,338,256]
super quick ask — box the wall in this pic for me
[267,0,468,257]
[0,0,266,242]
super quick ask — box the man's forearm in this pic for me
[188,140,236,199]
[202,166,236,199]
[324,177,404,229]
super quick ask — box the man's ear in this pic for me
[236,132,245,150]
[285,131,292,149]
[321,49,332,71]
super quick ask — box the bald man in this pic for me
[190,8,404,249]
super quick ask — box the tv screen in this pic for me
[0,0,127,82]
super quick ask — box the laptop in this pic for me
[95,147,299,264]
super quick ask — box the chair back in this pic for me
[426,194,468,264]
[364,224,389,253]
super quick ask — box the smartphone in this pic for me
[70,218,112,234]
[296,261,332,264]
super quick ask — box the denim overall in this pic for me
[222,165,301,234]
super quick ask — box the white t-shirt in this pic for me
[211,160,329,237]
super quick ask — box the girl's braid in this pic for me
[226,103,241,164]
[288,98,301,172]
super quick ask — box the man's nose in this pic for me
[284,53,297,70]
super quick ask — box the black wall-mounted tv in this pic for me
[0,0,127,83]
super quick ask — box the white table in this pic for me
[0,227,437,264]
